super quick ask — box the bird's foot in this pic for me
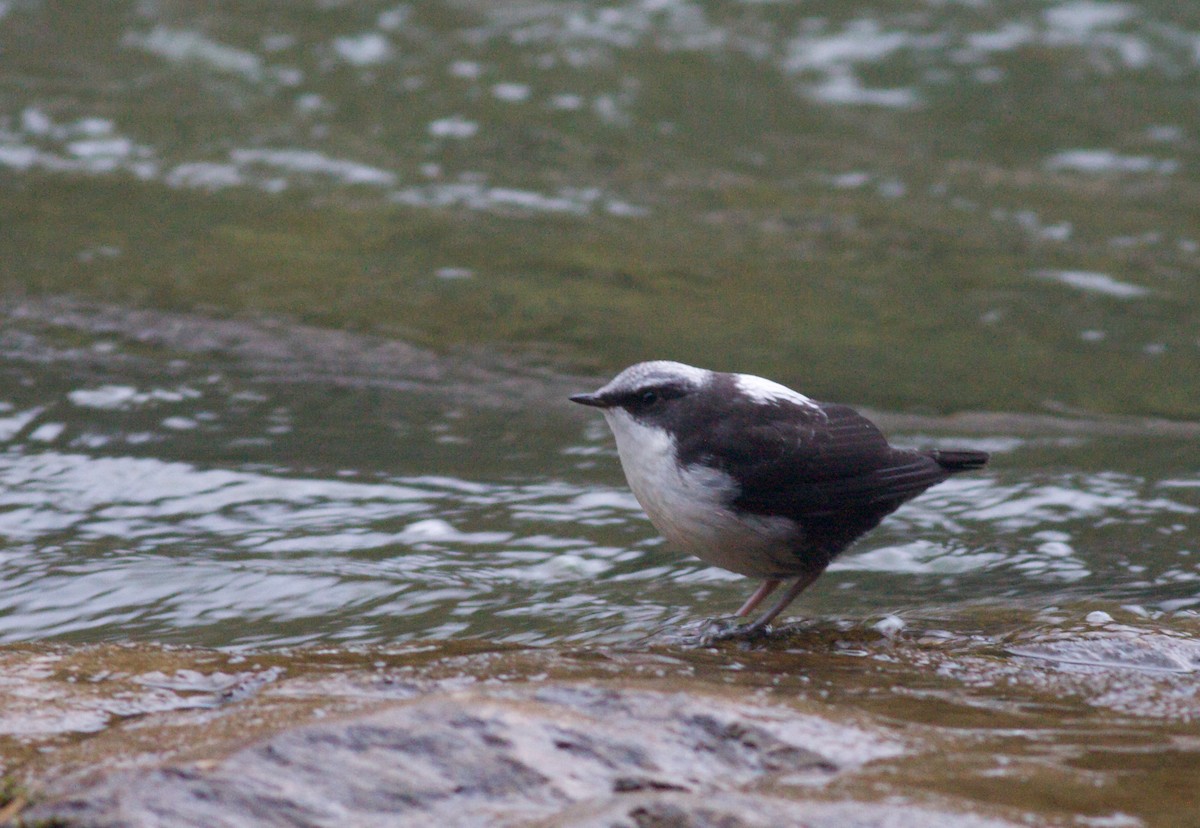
[662,617,809,647]
[684,616,817,646]
[693,616,772,646]
[655,617,757,647]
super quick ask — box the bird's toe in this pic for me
[696,616,772,645]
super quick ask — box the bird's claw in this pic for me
[693,616,771,645]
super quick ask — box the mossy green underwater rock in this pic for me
[4,172,1200,420]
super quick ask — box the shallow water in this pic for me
[0,315,1196,651]
[2,1,1200,824]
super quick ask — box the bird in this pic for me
[570,361,988,638]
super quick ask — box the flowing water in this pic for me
[2,1,1200,825]
[1,310,1197,650]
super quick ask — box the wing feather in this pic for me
[683,402,951,521]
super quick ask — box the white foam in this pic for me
[492,82,531,102]
[294,93,328,115]
[604,199,650,217]
[550,93,584,110]
[392,182,603,215]
[449,60,482,79]
[1035,269,1150,299]
[1045,149,1177,175]
[832,540,1006,575]
[1044,1,1137,35]
[873,614,907,636]
[161,417,198,431]
[831,171,871,189]
[28,423,65,443]
[73,117,114,137]
[966,22,1036,54]
[396,518,511,545]
[3,109,155,177]
[332,33,392,66]
[809,68,918,108]
[0,407,43,442]
[67,385,199,411]
[165,162,245,191]
[126,27,264,81]
[20,107,54,136]
[782,22,922,109]
[428,116,479,139]
[783,21,912,73]
[0,144,38,171]
[230,148,396,186]
[67,137,134,160]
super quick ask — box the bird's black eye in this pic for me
[639,390,659,405]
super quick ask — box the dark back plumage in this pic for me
[665,374,987,563]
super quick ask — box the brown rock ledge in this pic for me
[20,683,1016,828]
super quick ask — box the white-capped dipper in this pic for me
[571,361,988,638]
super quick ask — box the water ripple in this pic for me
[0,436,1196,646]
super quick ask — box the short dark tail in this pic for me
[927,449,989,472]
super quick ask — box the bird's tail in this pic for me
[927,449,989,472]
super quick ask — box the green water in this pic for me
[2,1,1200,824]
[4,1,1199,415]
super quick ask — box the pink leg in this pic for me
[735,579,781,617]
[742,570,823,635]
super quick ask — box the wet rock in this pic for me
[0,295,581,408]
[22,684,1012,827]
[578,793,1018,828]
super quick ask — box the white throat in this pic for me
[601,408,795,578]
[602,408,698,518]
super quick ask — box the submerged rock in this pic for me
[21,683,1013,828]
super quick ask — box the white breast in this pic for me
[602,409,800,579]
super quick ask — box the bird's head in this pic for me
[570,361,710,426]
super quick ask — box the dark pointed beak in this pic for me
[569,393,608,408]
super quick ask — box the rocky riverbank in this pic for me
[6,612,1200,826]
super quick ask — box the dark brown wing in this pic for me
[685,402,952,522]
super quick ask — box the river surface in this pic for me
[1,1,1200,825]
[0,320,1197,649]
